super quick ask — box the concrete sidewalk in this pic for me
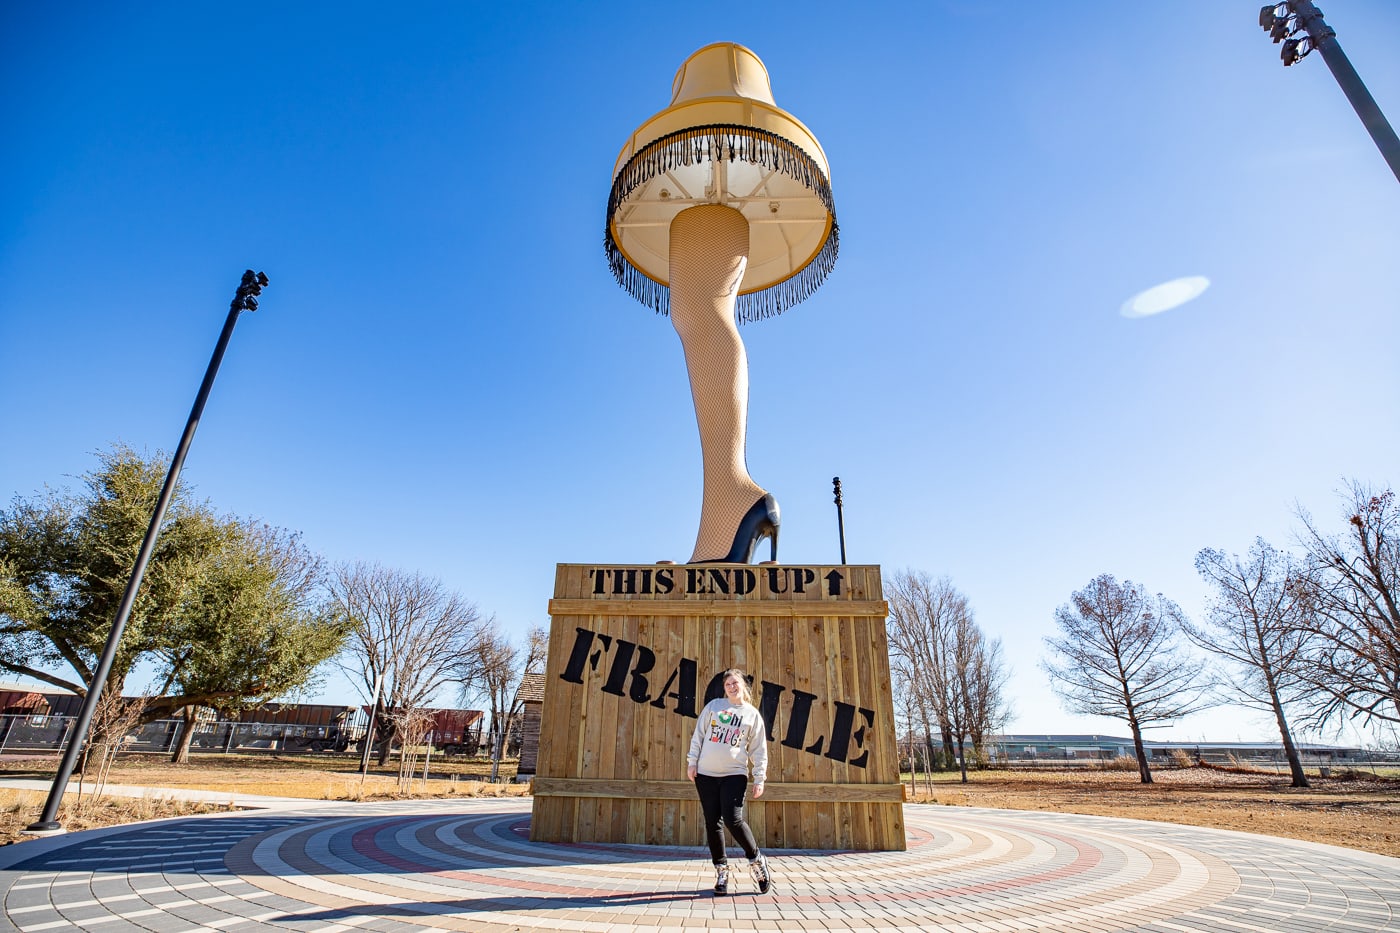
[0,776,344,811]
[2,797,1398,931]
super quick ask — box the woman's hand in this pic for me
[687,765,697,780]
[752,783,764,798]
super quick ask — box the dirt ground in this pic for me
[3,756,1397,858]
[909,764,1400,858]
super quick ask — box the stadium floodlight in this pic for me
[1258,2,1400,183]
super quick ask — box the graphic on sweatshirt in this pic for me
[708,709,744,747]
[688,698,768,783]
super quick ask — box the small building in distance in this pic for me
[986,734,1365,764]
[513,672,546,780]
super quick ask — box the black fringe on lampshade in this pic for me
[603,124,839,324]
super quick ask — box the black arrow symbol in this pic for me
[825,569,843,596]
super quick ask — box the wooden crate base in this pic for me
[530,563,905,851]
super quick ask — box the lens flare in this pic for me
[1120,276,1210,318]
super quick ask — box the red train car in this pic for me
[360,706,485,755]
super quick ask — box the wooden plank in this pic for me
[808,609,835,849]
[770,799,789,852]
[795,612,817,782]
[846,617,872,853]
[573,611,608,842]
[532,777,906,803]
[625,613,648,845]
[548,598,889,618]
[814,802,836,849]
[653,616,684,781]
[809,615,834,785]
[565,564,589,598]
[771,617,797,782]
[601,612,630,841]
[842,614,868,777]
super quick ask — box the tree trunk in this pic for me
[957,736,969,784]
[169,707,197,764]
[904,727,916,795]
[915,708,935,771]
[939,723,956,766]
[1269,690,1310,788]
[1253,622,1310,787]
[1128,717,1153,784]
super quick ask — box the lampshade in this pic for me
[605,42,839,323]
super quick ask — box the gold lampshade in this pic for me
[605,42,839,322]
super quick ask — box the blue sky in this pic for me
[3,2,1397,744]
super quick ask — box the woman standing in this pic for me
[686,668,773,895]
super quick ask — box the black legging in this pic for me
[694,772,759,864]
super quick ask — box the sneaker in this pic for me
[749,853,772,894]
[714,863,730,896]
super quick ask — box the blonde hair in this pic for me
[722,668,752,704]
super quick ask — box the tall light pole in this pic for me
[26,270,268,834]
[832,476,847,565]
[1260,2,1400,184]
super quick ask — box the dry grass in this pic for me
[909,764,1400,858]
[5,755,1397,858]
[0,753,529,847]
[1,788,232,846]
[82,754,528,801]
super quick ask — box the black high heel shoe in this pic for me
[702,494,780,564]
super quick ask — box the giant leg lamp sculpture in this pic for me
[605,43,839,563]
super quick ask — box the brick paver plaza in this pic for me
[2,798,1398,932]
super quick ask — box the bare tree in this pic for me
[465,631,517,781]
[1187,540,1313,787]
[887,571,959,766]
[79,690,150,799]
[519,625,548,677]
[1042,574,1210,784]
[891,668,919,793]
[328,562,487,764]
[887,570,1008,781]
[392,706,435,793]
[944,608,1010,782]
[960,620,1011,759]
[457,624,546,781]
[1294,481,1400,728]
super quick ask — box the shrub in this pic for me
[1090,755,1140,771]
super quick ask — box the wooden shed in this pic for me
[513,672,546,778]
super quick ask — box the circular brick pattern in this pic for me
[3,799,1398,931]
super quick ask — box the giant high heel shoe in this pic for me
[701,494,780,564]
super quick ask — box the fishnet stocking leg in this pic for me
[669,205,767,563]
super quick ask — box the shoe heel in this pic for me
[707,494,780,564]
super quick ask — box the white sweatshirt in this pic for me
[687,697,768,784]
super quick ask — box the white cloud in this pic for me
[1120,276,1210,318]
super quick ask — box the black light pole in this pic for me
[359,673,383,783]
[1260,2,1400,184]
[26,270,268,834]
[832,476,847,565]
